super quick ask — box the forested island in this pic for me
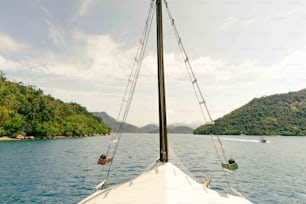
[0,72,111,139]
[194,89,306,136]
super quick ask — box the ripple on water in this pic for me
[1,135,306,203]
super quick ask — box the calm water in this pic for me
[1,134,306,204]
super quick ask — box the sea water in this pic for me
[0,134,305,204]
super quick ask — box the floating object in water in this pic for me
[97,155,113,165]
[222,159,239,171]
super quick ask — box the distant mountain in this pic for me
[170,126,194,134]
[194,89,306,136]
[145,125,194,134]
[93,112,194,134]
[93,112,141,133]
[170,122,202,129]
[140,124,158,133]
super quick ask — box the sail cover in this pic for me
[79,162,252,204]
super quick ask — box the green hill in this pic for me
[0,72,111,138]
[194,89,306,136]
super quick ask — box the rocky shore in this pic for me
[0,136,35,141]
[0,134,108,141]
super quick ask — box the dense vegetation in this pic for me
[194,89,306,136]
[0,72,111,138]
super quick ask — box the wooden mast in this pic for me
[156,0,168,162]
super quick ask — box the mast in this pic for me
[156,0,168,162]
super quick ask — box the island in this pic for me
[194,89,306,136]
[0,72,111,140]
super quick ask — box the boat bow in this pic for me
[79,162,251,204]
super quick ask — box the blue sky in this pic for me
[1,0,306,126]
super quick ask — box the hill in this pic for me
[144,125,194,134]
[170,126,194,134]
[93,112,194,134]
[0,72,111,138]
[93,112,141,132]
[140,124,158,133]
[194,89,306,136]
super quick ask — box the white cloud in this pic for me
[2,27,306,126]
[0,33,29,53]
[76,0,98,18]
[47,22,65,48]
[242,18,255,26]
[0,55,22,70]
[35,0,52,18]
[2,31,137,89]
[268,48,306,87]
[218,17,238,31]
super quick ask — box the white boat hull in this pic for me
[79,162,252,204]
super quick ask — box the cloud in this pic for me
[0,55,22,70]
[76,0,98,18]
[218,16,257,32]
[0,33,29,53]
[0,32,135,117]
[34,0,52,19]
[2,30,136,86]
[71,32,137,82]
[242,18,255,26]
[47,22,66,48]
[218,17,239,31]
[268,48,306,84]
[2,26,305,125]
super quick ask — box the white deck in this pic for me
[79,162,252,204]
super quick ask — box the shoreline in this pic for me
[0,134,109,141]
[0,137,19,141]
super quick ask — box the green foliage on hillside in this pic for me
[0,72,111,138]
[194,89,306,136]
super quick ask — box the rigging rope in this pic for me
[163,0,237,193]
[98,0,242,196]
[99,0,156,187]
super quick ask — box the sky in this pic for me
[1,0,306,127]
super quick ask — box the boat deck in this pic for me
[79,162,252,204]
